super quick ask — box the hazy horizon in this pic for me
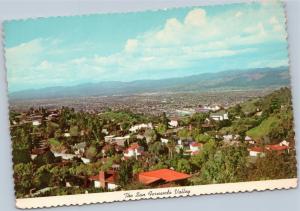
[8,65,288,94]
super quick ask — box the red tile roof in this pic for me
[128,143,140,150]
[266,145,289,151]
[138,169,191,185]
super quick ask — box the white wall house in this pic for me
[64,133,71,137]
[279,140,290,147]
[129,123,153,133]
[124,143,144,158]
[32,120,41,126]
[160,138,169,144]
[81,157,90,164]
[210,112,229,121]
[248,147,265,157]
[189,142,201,153]
[104,135,115,142]
[168,120,179,128]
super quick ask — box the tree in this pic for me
[117,160,133,187]
[249,151,297,181]
[33,164,53,189]
[177,128,190,140]
[14,163,34,197]
[176,159,192,173]
[34,151,57,166]
[200,145,248,184]
[156,123,167,135]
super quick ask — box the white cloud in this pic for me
[6,1,288,91]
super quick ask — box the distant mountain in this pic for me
[9,67,290,100]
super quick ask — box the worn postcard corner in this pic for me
[2,0,298,209]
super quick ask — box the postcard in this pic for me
[3,0,297,209]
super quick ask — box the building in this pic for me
[189,142,202,155]
[168,120,179,128]
[32,120,41,126]
[111,135,130,146]
[279,140,290,147]
[248,146,265,157]
[64,133,71,137]
[210,111,229,121]
[89,170,119,190]
[160,138,169,144]
[266,144,289,154]
[129,123,153,133]
[104,135,115,142]
[138,169,191,186]
[124,143,144,158]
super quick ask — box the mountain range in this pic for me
[9,66,290,100]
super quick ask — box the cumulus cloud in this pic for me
[5,1,288,91]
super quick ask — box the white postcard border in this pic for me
[16,178,297,209]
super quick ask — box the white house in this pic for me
[90,171,119,191]
[210,112,229,121]
[32,120,41,126]
[160,138,169,144]
[52,151,77,160]
[189,142,202,155]
[279,140,290,147]
[245,136,255,144]
[111,135,130,146]
[168,120,179,128]
[104,135,115,142]
[248,147,265,157]
[64,133,71,137]
[101,128,109,135]
[129,123,153,133]
[81,157,90,164]
[124,143,144,158]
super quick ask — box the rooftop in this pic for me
[138,169,191,185]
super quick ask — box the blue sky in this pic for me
[4,1,288,92]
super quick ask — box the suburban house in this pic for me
[124,143,144,158]
[104,135,130,146]
[101,128,109,135]
[111,135,130,146]
[89,170,119,190]
[279,140,290,147]
[129,123,153,133]
[168,120,179,128]
[32,120,42,126]
[138,169,191,186]
[160,138,169,144]
[104,135,115,142]
[64,132,71,137]
[266,144,290,154]
[80,157,90,164]
[210,111,229,121]
[188,142,202,155]
[248,144,289,157]
[248,146,265,157]
[52,151,77,160]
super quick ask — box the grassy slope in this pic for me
[246,116,280,140]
